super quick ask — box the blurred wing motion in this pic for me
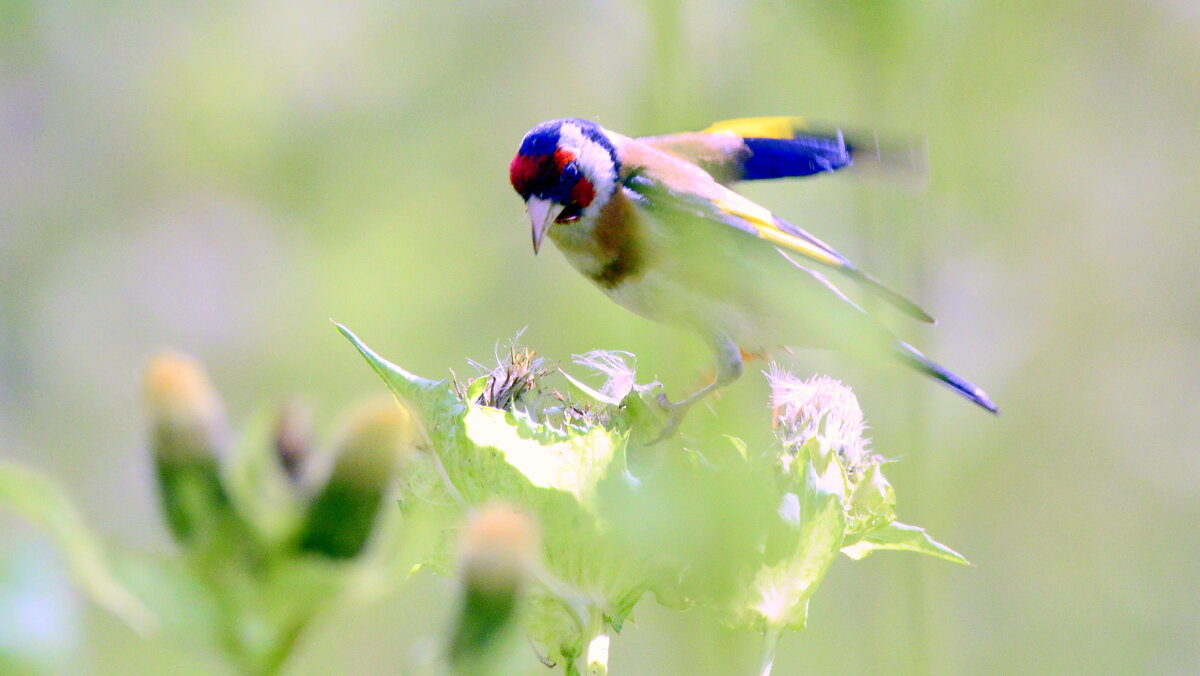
[618,134,935,324]
[638,116,925,185]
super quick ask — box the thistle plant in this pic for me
[337,324,968,675]
[1,329,971,675]
[737,369,968,674]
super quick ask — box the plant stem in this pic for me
[756,625,782,676]
[586,632,610,676]
[253,619,310,676]
[581,607,610,676]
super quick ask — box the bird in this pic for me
[508,117,997,430]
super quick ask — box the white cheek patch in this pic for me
[558,121,617,218]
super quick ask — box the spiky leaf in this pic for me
[840,521,970,565]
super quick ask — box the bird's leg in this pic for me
[654,335,744,440]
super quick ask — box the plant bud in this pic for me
[273,397,314,481]
[449,503,540,670]
[142,350,232,544]
[143,350,227,462]
[297,398,419,559]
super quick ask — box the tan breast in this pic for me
[551,189,649,290]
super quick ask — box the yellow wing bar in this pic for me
[712,192,935,323]
[702,117,809,140]
[711,195,843,269]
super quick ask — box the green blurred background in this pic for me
[2,0,1198,673]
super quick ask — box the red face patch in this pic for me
[509,155,540,195]
[570,176,595,208]
[510,148,594,211]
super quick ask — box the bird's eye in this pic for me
[556,204,582,224]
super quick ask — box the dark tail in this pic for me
[893,341,998,414]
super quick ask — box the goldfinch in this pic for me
[508,117,997,425]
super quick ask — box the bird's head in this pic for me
[509,118,620,253]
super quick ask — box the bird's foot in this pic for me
[653,393,685,443]
[625,379,723,446]
[634,392,697,445]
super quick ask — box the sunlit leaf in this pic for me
[337,327,660,667]
[840,521,969,565]
[335,322,461,442]
[464,405,619,502]
[464,376,488,402]
[746,449,848,630]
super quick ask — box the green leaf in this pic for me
[464,376,488,402]
[844,463,897,537]
[599,444,774,612]
[0,462,157,634]
[840,521,970,565]
[742,439,848,630]
[734,437,849,633]
[463,405,618,503]
[335,322,462,437]
[456,404,654,630]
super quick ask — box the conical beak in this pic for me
[526,198,559,254]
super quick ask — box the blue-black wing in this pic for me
[638,116,923,185]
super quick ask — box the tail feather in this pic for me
[844,265,937,324]
[893,341,998,413]
[773,223,937,324]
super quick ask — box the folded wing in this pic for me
[638,116,924,185]
[618,136,934,324]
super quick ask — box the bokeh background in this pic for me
[2,0,1198,674]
